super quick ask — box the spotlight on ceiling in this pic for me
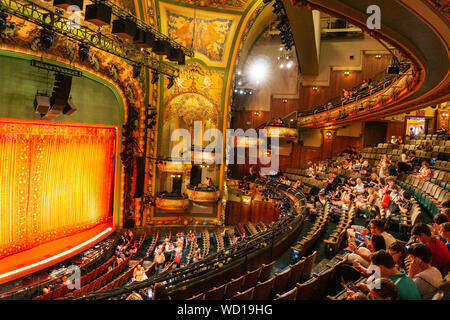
[167,76,174,89]
[151,71,159,84]
[78,43,90,61]
[0,11,8,33]
[133,64,142,78]
[40,28,54,51]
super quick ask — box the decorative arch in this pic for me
[163,92,220,126]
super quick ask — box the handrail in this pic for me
[299,62,410,117]
[73,179,307,300]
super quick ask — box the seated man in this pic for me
[365,219,397,249]
[368,277,399,300]
[439,222,450,251]
[412,223,450,277]
[352,178,366,194]
[407,243,443,300]
[325,173,341,194]
[432,213,449,241]
[356,250,421,300]
[386,186,401,219]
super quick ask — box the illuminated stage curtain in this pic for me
[0,121,116,259]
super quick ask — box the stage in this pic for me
[0,223,114,286]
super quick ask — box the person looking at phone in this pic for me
[407,243,443,300]
[348,233,386,267]
[357,250,421,300]
[362,219,396,249]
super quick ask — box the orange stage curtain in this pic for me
[0,121,116,259]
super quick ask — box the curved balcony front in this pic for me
[263,124,298,142]
[157,161,192,173]
[185,185,220,202]
[156,193,190,211]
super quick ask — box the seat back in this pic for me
[259,261,275,282]
[252,278,274,300]
[224,275,245,299]
[300,250,317,283]
[311,268,333,300]
[271,268,291,297]
[287,258,306,290]
[275,287,297,300]
[187,293,205,300]
[242,267,261,291]
[205,284,226,300]
[296,277,317,300]
[231,287,254,300]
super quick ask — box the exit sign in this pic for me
[417,111,424,116]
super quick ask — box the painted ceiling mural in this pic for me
[166,0,252,10]
[159,2,240,67]
[163,62,224,126]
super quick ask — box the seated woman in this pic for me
[292,180,303,189]
[347,234,387,267]
[416,161,431,180]
[355,187,376,212]
[331,189,353,210]
[133,264,148,282]
[378,156,389,179]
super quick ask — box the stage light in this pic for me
[248,57,269,84]
[167,76,174,89]
[133,64,141,78]
[151,71,159,84]
[40,29,54,50]
[0,12,8,33]
[78,43,90,61]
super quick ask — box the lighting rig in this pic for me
[271,0,294,51]
[0,0,193,79]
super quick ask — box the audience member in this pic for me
[407,243,443,300]
[412,223,450,276]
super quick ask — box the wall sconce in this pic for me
[375,54,382,59]
[442,112,449,117]
[344,71,350,76]
[282,99,288,103]
[242,195,251,205]
[312,87,318,91]
[325,131,332,137]
[254,111,260,116]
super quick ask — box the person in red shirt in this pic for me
[412,223,450,277]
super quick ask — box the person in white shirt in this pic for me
[407,243,443,300]
[353,178,365,194]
